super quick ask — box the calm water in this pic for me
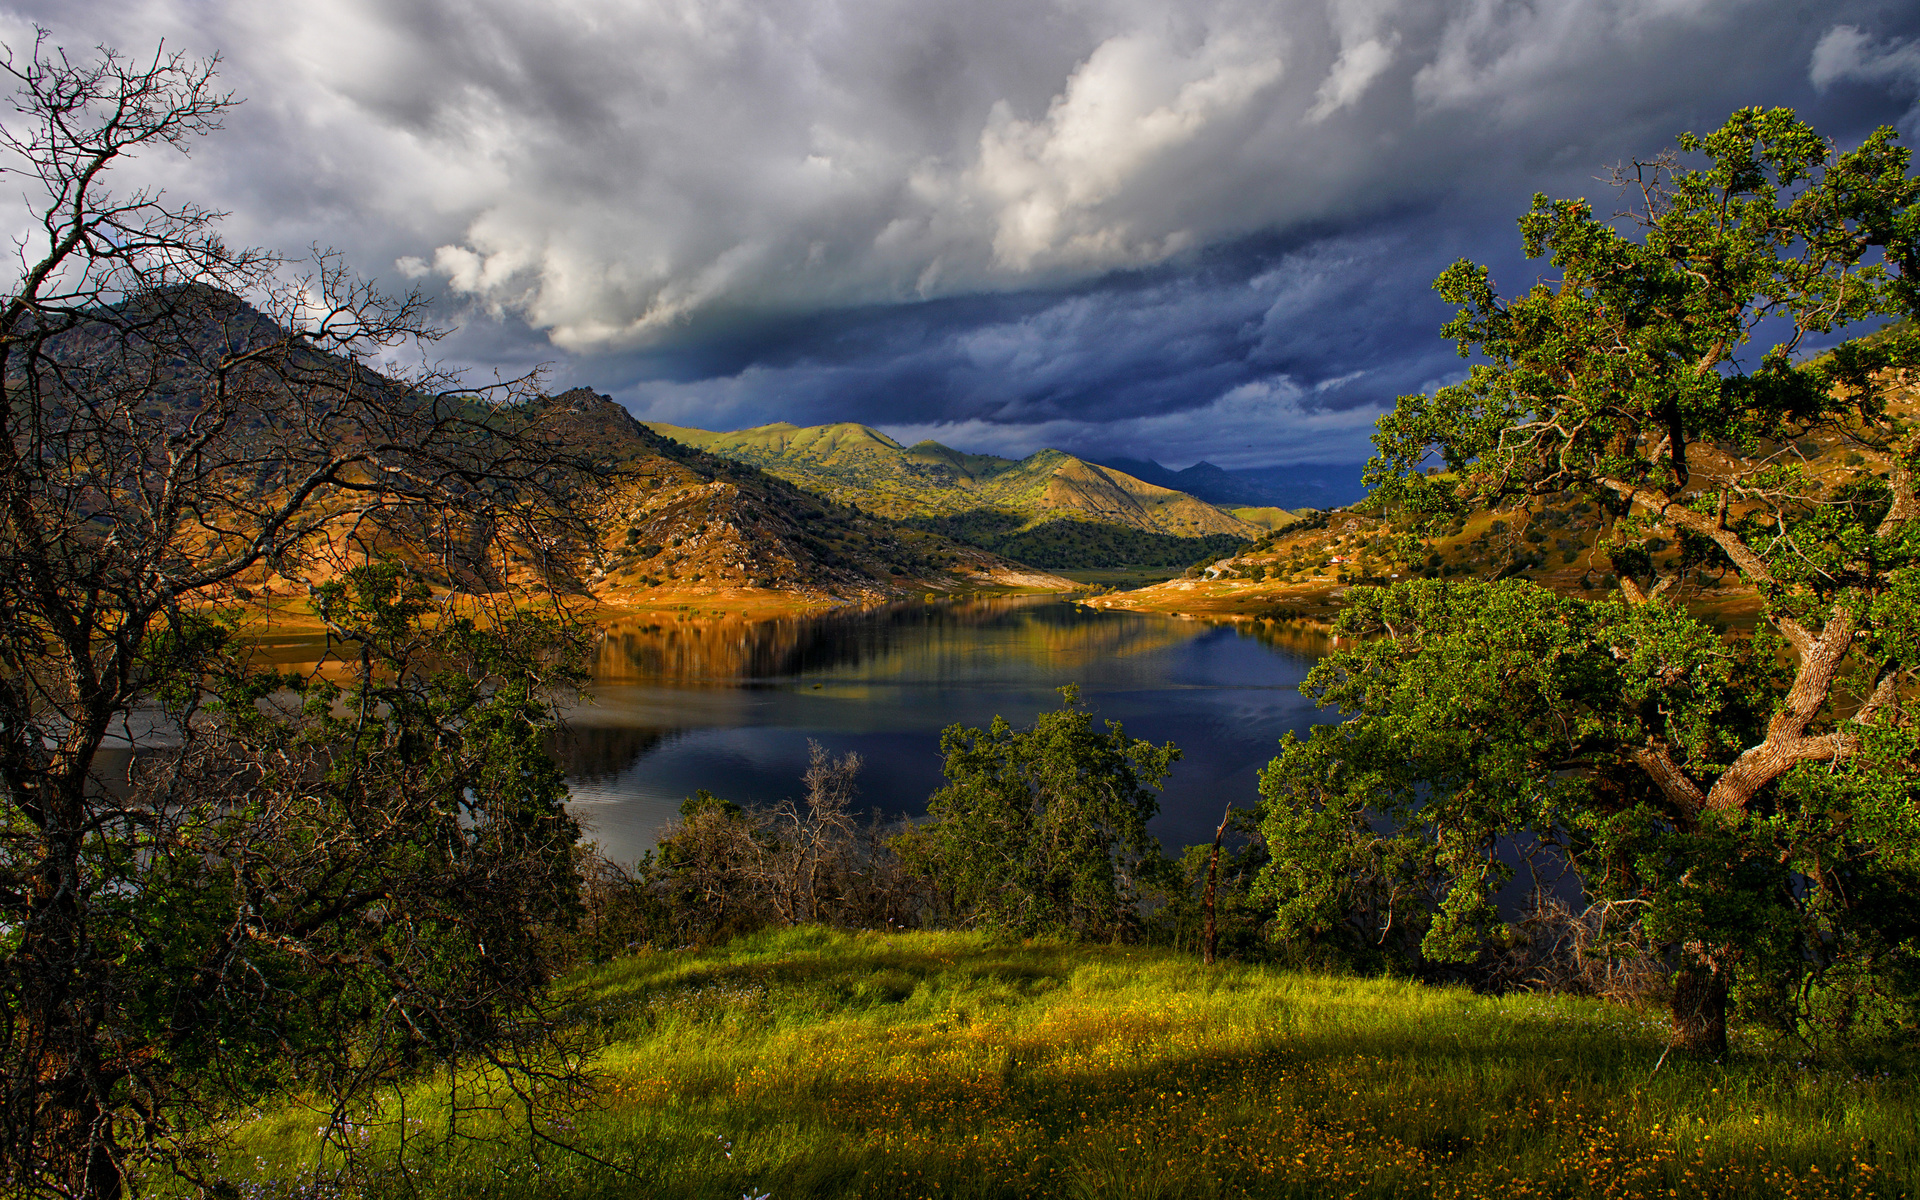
[557,597,1333,865]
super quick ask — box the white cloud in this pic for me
[1811,25,1920,133]
[968,23,1287,269]
[1308,35,1396,120]
[6,0,1835,354]
[1307,0,1403,121]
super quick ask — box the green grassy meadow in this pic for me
[229,929,1917,1199]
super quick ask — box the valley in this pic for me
[643,419,1301,570]
[542,392,1074,608]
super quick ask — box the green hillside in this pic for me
[1229,505,1310,531]
[646,421,1259,569]
[907,508,1248,569]
[230,928,1916,1199]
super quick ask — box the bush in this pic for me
[897,687,1179,939]
[572,745,926,955]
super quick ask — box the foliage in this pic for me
[223,929,1919,1199]
[574,746,924,954]
[130,565,585,1179]
[1263,107,1920,1053]
[1141,805,1272,961]
[1257,581,1793,970]
[0,34,597,1197]
[898,687,1178,938]
[908,509,1248,569]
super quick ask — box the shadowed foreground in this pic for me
[227,929,1916,1199]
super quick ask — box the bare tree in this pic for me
[0,32,600,1198]
[604,747,927,949]
[756,741,864,924]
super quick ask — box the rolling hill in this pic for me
[644,421,1264,569]
[43,287,1068,612]
[529,393,1069,605]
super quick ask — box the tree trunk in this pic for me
[25,774,125,1200]
[1669,962,1728,1057]
[81,1099,123,1200]
[1201,804,1230,966]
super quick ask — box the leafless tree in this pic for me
[596,747,927,950]
[755,742,864,924]
[0,31,601,1198]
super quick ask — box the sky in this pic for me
[5,1,1920,470]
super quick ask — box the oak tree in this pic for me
[903,686,1178,939]
[1261,108,1920,1054]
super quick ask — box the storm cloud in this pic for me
[5,0,1920,467]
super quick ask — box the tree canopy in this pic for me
[1262,108,1920,1054]
[901,686,1178,939]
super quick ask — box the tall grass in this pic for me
[224,929,1917,1199]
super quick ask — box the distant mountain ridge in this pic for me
[1097,457,1368,511]
[643,421,1264,569]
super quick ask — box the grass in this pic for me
[226,929,1917,1199]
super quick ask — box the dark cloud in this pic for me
[4,1,1920,467]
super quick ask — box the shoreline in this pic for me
[224,577,1085,654]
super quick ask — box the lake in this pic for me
[556,596,1333,866]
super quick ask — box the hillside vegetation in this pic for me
[1092,364,1909,621]
[1228,506,1308,532]
[1091,417,1869,621]
[112,317,1071,615]
[226,929,1916,1200]
[646,420,1263,569]
[532,392,1069,607]
[1089,496,1640,621]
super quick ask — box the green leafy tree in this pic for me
[1261,107,1920,1054]
[901,686,1178,938]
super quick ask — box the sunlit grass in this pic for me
[228,928,1918,1198]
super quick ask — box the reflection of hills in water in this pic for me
[563,599,1330,860]
[589,597,1202,686]
[550,724,674,782]
[1241,619,1332,661]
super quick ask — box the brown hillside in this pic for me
[1038,459,1255,536]
[539,390,1070,607]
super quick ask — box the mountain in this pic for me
[644,421,1261,569]
[28,289,1068,611]
[531,393,1068,603]
[1097,457,1369,510]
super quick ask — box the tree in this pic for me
[1260,108,1920,1054]
[901,686,1178,939]
[0,33,598,1196]
[584,750,922,952]
[1146,804,1270,964]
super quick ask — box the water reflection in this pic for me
[552,725,674,780]
[563,598,1332,866]
[586,596,1205,686]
